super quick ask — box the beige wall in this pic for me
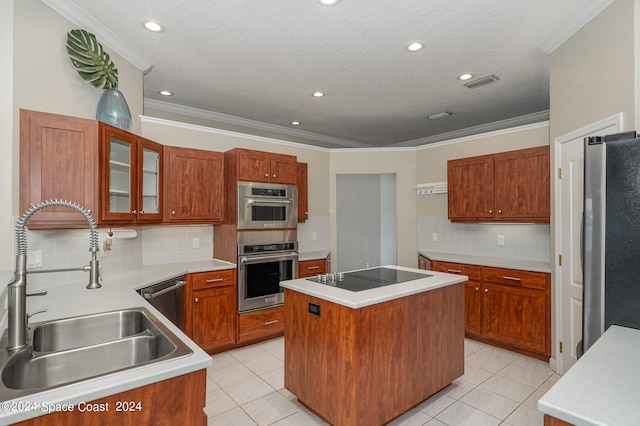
[416,123,550,217]
[550,0,635,140]
[329,149,417,269]
[1,1,14,270]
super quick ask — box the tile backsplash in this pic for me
[297,217,330,252]
[418,217,550,262]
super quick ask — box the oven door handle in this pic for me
[246,199,292,205]
[239,252,299,265]
[143,280,187,299]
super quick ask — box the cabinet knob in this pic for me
[489,209,493,214]
[194,297,199,303]
[264,173,269,177]
[498,209,502,214]
[484,288,488,293]
[172,210,176,215]
[475,286,479,292]
[272,174,276,178]
[140,210,144,215]
[132,209,137,214]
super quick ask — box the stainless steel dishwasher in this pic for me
[138,276,186,331]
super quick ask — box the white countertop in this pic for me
[298,250,330,262]
[418,251,551,273]
[280,265,467,309]
[0,259,235,424]
[538,325,640,425]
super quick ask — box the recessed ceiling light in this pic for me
[291,121,301,126]
[159,90,173,96]
[427,112,451,120]
[406,42,424,52]
[312,91,325,98]
[458,73,474,81]
[318,0,339,5]
[142,20,164,32]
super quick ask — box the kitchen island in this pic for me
[280,265,467,426]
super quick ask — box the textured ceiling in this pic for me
[45,0,612,148]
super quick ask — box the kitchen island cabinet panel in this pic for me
[284,282,464,426]
[13,369,207,426]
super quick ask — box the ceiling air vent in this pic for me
[464,74,500,89]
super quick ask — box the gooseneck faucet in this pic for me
[6,200,101,351]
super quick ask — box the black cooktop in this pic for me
[307,267,432,292]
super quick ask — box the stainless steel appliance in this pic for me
[237,231,298,312]
[237,181,297,230]
[580,130,640,356]
[138,276,187,331]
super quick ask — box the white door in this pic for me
[555,115,621,374]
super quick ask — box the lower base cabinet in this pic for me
[238,306,284,343]
[431,260,551,360]
[185,270,237,353]
[13,370,206,426]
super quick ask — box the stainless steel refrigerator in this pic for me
[580,130,640,357]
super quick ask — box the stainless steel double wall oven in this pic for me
[236,182,299,313]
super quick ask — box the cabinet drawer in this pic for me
[482,267,547,290]
[191,269,236,290]
[431,261,482,281]
[238,306,284,343]
[299,259,327,278]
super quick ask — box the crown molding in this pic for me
[538,0,614,54]
[41,0,154,72]
[393,110,550,148]
[144,98,371,149]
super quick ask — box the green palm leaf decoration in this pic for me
[66,29,118,90]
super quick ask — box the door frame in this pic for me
[553,113,623,374]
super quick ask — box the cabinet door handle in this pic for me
[447,269,462,273]
[194,297,199,303]
[307,266,320,270]
[475,286,479,292]
[502,276,521,281]
[484,288,488,293]
[206,278,224,283]
[264,320,279,326]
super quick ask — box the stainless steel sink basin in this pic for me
[0,307,192,399]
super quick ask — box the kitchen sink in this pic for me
[0,307,192,399]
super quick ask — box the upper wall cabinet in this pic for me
[163,146,225,224]
[20,110,164,228]
[20,109,100,229]
[447,146,550,223]
[232,148,297,185]
[99,125,163,224]
[297,162,308,223]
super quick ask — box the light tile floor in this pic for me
[206,337,560,426]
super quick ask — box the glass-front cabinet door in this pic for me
[136,137,163,223]
[99,125,162,224]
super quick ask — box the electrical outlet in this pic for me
[27,250,42,268]
[432,232,438,242]
[497,235,505,246]
[192,237,200,249]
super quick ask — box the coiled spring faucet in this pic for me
[6,200,101,351]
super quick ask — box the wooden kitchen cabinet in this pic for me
[431,261,482,336]
[297,161,309,222]
[99,125,163,224]
[163,146,225,224]
[418,254,431,270]
[447,146,550,223]
[238,305,284,343]
[20,109,99,229]
[185,270,237,352]
[14,370,207,426]
[431,261,551,360]
[231,148,297,184]
[299,258,327,278]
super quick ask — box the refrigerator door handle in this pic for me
[580,211,585,273]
